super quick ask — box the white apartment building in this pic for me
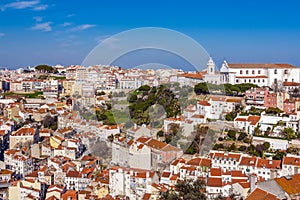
[4,150,33,177]
[282,154,300,176]
[109,166,159,200]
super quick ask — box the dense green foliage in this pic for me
[4,91,43,98]
[128,85,181,125]
[238,132,248,141]
[227,130,237,140]
[95,110,116,125]
[266,107,283,115]
[194,82,259,95]
[160,179,206,200]
[35,64,54,72]
[240,106,265,116]
[282,127,296,140]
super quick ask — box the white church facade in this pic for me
[219,62,300,88]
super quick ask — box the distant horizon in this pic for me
[3,59,300,72]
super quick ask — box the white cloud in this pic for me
[0,33,5,38]
[33,16,43,22]
[31,22,52,32]
[1,0,39,11]
[32,4,47,11]
[69,24,96,32]
[1,0,48,11]
[61,22,72,27]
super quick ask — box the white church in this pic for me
[202,57,300,87]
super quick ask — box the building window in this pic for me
[285,79,288,82]
[249,79,251,83]
[274,69,277,74]
[240,70,243,74]
[246,70,249,74]
[262,79,265,83]
[244,79,246,83]
[258,79,260,83]
[254,79,256,83]
[258,70,261,74]
[236,79,239,83]
[292,78,294,82]
[284,69,288,74]
[252,70,255,74]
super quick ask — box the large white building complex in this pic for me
[220,61,300,87]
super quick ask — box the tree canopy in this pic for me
[35,64,54,73]
[160,179,206,200]
[194,82,259,95]
[128,85,181,125]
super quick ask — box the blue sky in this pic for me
[0,0,300,69]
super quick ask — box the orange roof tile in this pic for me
[228,63,296,69]
[275,174,300,195]
[197,100,211,106]
[246,188,279,200]
[283,156,300,166]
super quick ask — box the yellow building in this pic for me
[50,135,64,148]
[62,80,75,96]
[97,185,109,198]
[9,179,41,200]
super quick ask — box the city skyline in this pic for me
[1,0,300,69]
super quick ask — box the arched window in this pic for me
[274,69,277,74]
[252,70,255,74]
[240,70,243,74]
[246,70,249,74]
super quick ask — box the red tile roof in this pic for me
[256,158,281,169]
[283,156,300,166]
[197,100,211,106]
[275,174,300,195]
[228,63,296,69]
[246,188,279,200]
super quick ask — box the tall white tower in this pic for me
[207,57,215,75]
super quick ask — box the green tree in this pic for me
[238,132,247,141]
[227,130,236,140]
[273,150,286,160]
[263,142,270,150]
[160,179,206,200]
[194,83,209,94]
[243,138,251,143]
[282,127,296,140]
[227,143,236,151]
[35,64,54,73]
[157,130,164,137]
